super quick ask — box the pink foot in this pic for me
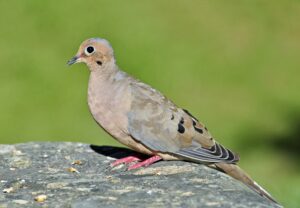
[111,156,141,167]
[127,155,162,170]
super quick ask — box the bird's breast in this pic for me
[87,79,131,138]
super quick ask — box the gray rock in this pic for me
[0,142,277,208]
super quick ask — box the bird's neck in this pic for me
[87,62,130,116]
[88,61,130,96]
[89,61,120,81]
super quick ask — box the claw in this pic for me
[127,155,162,170]
[111,156,141,167]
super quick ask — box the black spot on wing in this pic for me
[183,109,199,121]
[194,126,203,134]
[190,116,203,134]
[180,117,184,124]
[171,114,174,120]
[178,123,185,134]
[192,120,196,126]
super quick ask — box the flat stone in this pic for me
[0,142,279,208]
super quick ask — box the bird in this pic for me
[68,37,280,205]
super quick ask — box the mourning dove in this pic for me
[68,38,279,205]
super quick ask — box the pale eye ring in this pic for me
[85,46,95,55]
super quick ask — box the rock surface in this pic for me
[0,142,277,208]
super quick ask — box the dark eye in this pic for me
[85,46,95,55]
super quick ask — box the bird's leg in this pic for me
[111,155,142,167]
[127,155,162,170]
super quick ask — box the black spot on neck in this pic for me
[171,114,174,120]
[96,61,102,66]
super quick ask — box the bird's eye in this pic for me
[85,46,95,55]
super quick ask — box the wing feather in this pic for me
[127,80,239,164]
[176,142,239,163]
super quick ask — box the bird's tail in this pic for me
[215,163,281,206]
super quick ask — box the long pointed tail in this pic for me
[215,163,281,206]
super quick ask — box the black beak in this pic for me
[67,56,78,65]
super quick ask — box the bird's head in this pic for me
[67,38,115,70]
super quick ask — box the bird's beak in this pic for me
[67,56,79,66]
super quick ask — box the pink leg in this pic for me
[111,156,141,167]
[127,155,162,170]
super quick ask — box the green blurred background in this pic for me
[0,0,299,206]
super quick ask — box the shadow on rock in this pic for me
[90,145,148,160]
